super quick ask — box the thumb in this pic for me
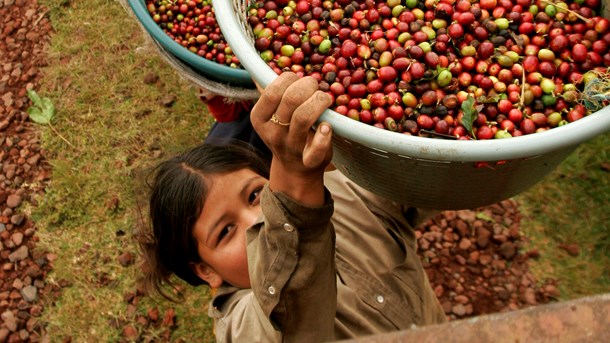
[303,123,333,169]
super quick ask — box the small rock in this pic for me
[497,289,511,301]
[25,31,38,41]
[498,242,517,260]
[143,73,159,84]
[11,278,23,290]
[454,295,469,304]
[492,259,506,271]
[11,231,23,245]
[126,304,137,316]
[418,238,430,250]
[479,254,493,266]
[147,307,159,322]
[26,318,38,332]
[434,285,444,298]
[544,284,561,298]
[5,194,21,208]
[558,243,580,257]
[159,94,176,107]
[8,245,28,262]
[452,303,466,316]
[492,234,508,243]
[29,305,42,317]
[26,154,40,166]
[9,290,20,300]
[1,93,13,108]
[458,238,472,250]
[18,328,29,340]
[2,208,13,217]
[24,8,36,18]
[122,325,138,340]
[0,328,9,342]
[441,300,452,314]
[162,308,176,327]
[122,291,136,304]
[521,287,537,305]
[33,279,45,289]
[20,285,37,302]
[526,249,541,259]
[10,214,24,226]
[136,315,149,326]
[442,230,454,242]
[1,310,17,332]
[457,210,476,222]
[25,264,42,279]
[117,251,134,267]
[456,254,466,265]
[476,227,491,248]
[454,219,469,237]
[469,250,480,263]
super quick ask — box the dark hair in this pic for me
[139,141,269,299]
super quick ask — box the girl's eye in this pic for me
[249,187,262,205]
[219,224,236,242]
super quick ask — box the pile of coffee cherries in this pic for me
[146,0,241,68]
[246,0,610,139]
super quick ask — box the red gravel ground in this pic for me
[0,0,558,341]
[0,0,55,342]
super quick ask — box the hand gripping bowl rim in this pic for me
[212,0,610,163]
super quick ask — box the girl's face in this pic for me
[191,169,266,289]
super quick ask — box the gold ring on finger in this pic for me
[270,114,290,126]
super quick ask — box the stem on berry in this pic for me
[540,0,592,24]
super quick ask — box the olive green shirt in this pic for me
[208,171,446,342]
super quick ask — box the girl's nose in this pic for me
[242,206,261,228]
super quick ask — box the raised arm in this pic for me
[213,73,337,342]
[250,73,337,342]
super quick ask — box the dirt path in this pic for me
[0,0,558,341]
[0,0,55,342]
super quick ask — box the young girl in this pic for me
[141,73,447,342]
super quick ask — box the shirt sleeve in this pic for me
[214,184,337,342]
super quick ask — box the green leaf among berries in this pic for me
[461,95,477,137]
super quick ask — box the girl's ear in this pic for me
[190,262,223,288]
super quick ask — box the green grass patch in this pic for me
[34,0,216,341]
[517,132,610,298]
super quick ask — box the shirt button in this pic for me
[268,286,276,295]
[376,294,385,304]
[283,223,294,232]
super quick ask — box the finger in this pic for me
[254,81,263,94]
[199,89,217,103]
[274,76,319,125]
[290,90,333,139]
[251,73,299,129]
[303,122,333,169]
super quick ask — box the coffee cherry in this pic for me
[238,0,610,137]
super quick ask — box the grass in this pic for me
[29,0,609,342]
[516,133,610,298]
[34,0,216,341]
